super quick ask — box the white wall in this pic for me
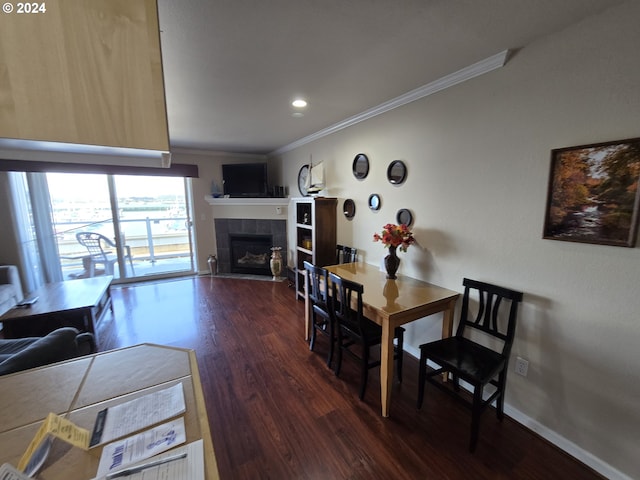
[274,3,640,478]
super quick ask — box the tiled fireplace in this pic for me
[214,218,287,275]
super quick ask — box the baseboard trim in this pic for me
[404,345,629,480]
[503,405,630,480]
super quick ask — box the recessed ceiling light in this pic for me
[292,99,307,108]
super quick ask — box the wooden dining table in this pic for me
[306,262,460,417]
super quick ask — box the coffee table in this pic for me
[0,276,112,341]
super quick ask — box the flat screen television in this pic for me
[222,163,268,197]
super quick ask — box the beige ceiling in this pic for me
[157,0,624,155]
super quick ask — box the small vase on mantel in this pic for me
[384,246,400,279]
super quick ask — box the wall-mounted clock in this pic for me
[297,164,310,196]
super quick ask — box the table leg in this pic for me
[440,299,457,382]
[441,299,456,339]
[380,321,394,417]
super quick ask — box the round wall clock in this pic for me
[297,164,310,196]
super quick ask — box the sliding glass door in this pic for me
[47,172,195,281]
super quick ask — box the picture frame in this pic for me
[543,137,640,247]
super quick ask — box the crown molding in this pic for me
[271,49,510,156]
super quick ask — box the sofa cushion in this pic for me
[0,285,17,305]
[0,286,18,317]
[0,265,23,317]
[0,327,93,376]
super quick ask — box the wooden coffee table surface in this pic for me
[1,276,112,320]
[0,276,113,340]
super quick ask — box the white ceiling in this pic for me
[157,0,624,155]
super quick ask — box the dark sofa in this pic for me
[0,327,96,376]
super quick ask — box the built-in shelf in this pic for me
[205,196,289,206]
[294,197,337,300]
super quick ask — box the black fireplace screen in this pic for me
[230,234,272,275]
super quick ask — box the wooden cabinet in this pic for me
[0,0,169,152]
[294,197,337,299]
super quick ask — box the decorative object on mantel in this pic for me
[207,254,218,276]
[387,160,407,185]
[343,199,356,219]
[373,223,415,279]
[352,153,369,179]
[543,137,640,247]
[270,247,283,280]
[305,155,325,195]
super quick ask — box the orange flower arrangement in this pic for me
[373,223,415,252]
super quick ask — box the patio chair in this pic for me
[75,232,135,277]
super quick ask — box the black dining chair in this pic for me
[336,244,357,264]
[329,272,404,400]
[417,278,523,452]
[303,261,335,367]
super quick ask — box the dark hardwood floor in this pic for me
[98,276,603,480]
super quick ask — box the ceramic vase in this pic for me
[270,247,283,280]
[207,254,218,276]
[384,246,400,279]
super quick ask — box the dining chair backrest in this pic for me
[328,272,366,339]
[457,278,523,358]
[336,244,357,264]
[303,260,329,309]
[303,260,337,367]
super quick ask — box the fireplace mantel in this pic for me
[205,196,289,206]
[206,195,289,222]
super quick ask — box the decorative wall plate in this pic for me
[387,160,407,185]
[368,193,381,211]
[352,153,369,179]
[396,208,413,226]
[297,164,310,196]
[343,199,356,219]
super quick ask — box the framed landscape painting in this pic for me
[543,137,640,247]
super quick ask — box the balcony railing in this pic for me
[55,217,193,278]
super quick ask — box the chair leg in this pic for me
[334,330,343,377]
[496,370,506,420]
[309,313,317,352]
[326,319,334,368]
[126,249,135,275]
[417,348,426,409]
[395,327,404,383]
[359,345,369,400]
[470,385,484,452]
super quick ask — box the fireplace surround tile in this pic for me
[214,218,287,275]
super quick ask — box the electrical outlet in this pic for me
[515,357,529,377]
